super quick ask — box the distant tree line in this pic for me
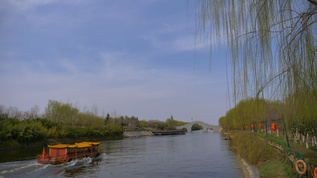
[0,101,194,146]
[219,94,317,138]
[0,105,40,120]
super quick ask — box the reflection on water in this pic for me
[0,146,44,163]
[0,131,243,178]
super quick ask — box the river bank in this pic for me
[224,130,284,177]
[225,130,317,177]
[239,157,259,178]
[123,131,154,137]
[222,131,260,177]
[0,130,184,150]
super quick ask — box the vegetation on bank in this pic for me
[227,130,317,177]
[219,97,317,176]
[219,96,317,142]
[231,131,275,165]
[259,160,297,178]
[230,131,297,177]
[0,100,192,147]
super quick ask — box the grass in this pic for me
[229,130,317,177]
[262,133,317,170]
[259,160,297,178]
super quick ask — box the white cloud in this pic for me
[0,1,229,124]
[3,0,56,10]
[171,35,206,51]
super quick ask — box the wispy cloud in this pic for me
[0,1,229,124]
[0,48,226,122]
[2,0,57,10]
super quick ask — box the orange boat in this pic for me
[37,141,102,164]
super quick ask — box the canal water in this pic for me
[0,131,244,178]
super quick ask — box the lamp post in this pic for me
[272,117,290,148]
[251,122,256,132]
[271,119,276,133]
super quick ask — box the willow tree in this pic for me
[191,0,317,134]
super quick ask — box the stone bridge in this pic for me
[176,121,222,133]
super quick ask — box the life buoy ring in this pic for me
[60,157,65,162]
[65,156,69,162]
[295,160,307,175]
[314,167,317,178]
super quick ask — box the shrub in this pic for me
[232,131,276,165]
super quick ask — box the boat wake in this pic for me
[52,154,106,175]
[26,163,51,176]
[67,157,91,168]
[0,160,40,175]
[0,153,107,177]
[65,153,106,169]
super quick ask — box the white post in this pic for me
[300,135,303,145]
[306,134,309,149]
[277,129,279,137]
[306,134,309,142]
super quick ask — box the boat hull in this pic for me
[37,151,102,165]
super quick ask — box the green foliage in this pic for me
[0,118,19,140]
[60,125,124,139]
[147,120,169,130]
[196,0,317,139]
[193,0,317,113]
[139,120,148,129]
[219,98,284,129]
[259,160,297,178]
[166,118,189,127]
[191,123,202,131]
[0,117,124,146]
[45,100,80,127]
[0,100,126,145]
[219,96,317,138]
[145,119,182,130]
[0,118,47,145]
[232,131,275,165]
[1,100,190,146]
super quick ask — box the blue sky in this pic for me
[0,0,230,124]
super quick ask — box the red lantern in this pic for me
[259,124,262,128]
[271,123,276,131]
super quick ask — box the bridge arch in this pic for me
[176,121,222,133]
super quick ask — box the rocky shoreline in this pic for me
[123,131,154,137]
[239,157,259,178]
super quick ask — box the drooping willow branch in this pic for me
[190,0,317,127]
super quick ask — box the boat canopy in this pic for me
[48,142,100,149]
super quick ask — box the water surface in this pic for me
[0,131,243,177]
